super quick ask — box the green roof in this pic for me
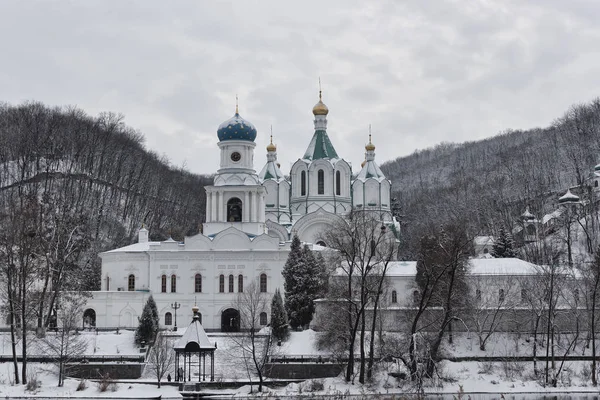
[303,130,339,161]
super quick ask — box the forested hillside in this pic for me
[0,102,211,291]
[381,98,600,258]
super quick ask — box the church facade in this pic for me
[85,92,393,331]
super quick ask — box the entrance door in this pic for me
[221,308,240,332]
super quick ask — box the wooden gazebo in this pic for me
[173,305,217,382]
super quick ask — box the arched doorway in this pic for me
[83,308,96,328]
[221,308,240,332]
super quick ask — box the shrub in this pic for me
[76,379,88,391]
[97,373,117,392]
[25,371,41,392]
[478,361,495,374]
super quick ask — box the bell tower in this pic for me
[203,101,266,236]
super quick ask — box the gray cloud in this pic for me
[1,0,598,175]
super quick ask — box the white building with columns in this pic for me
[84,92,393,331]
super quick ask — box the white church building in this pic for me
[85,92,394,331]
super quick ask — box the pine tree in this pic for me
[147,295,159,331]
[282,236,305,330]
[135,297,158,345]
[492,228,518,258]
[282,235,324,330]
[270,289,289,342]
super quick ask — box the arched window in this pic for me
[171,274,177,293]
[413,290,419,305]
[336,170,341,195]
[260,312,268,325]
[483,248,489,254]
[161,275,167,293]
[229,275,234,293]
[194,274,202,293]
[391,290,397,303]
[521,288,527,303]
[499,289,505,303]
[219,274,225,293]
[260,273,267,293]
[227,197,242,222]
[238,274,244,293]
[316,240,327,247]
[165,312,172,326]
[318,169,324,194]
[476,289,482,302]
[596,180,599,188]
[198,312,202,324]
[128,274,135,291]
[370,240,376,257]
[301,171,306,196]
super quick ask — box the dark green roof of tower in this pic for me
[302,130,339,161]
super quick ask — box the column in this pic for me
[211,192,217,222]
[218,191,224,222]
[206,191,212,222]
[259,191,265,222]
[250,191,256,222]
[244,191,250,222]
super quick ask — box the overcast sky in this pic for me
[1,1,599,175]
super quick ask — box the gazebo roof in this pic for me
[174,315,215,352]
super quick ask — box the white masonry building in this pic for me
[86,92,393,331]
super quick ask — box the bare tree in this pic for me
[469,274,519,351]
[321,210,397,383]
[147,332,175,388]
[229,280,271,393]
[40,295,88,387]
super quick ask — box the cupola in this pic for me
[217,103,257,142]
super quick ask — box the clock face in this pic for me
[231,152,241,162]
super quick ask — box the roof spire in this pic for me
[319,77,322,100]
[267,126,276,152]
[365,125,375,151]
[235,94,239,114]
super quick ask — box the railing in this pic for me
[0,355,145,363]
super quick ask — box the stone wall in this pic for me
[263,363,343,379]
[65,363,145,379]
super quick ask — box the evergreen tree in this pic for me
[270,289,289,342]
[147,295,160,331]
[282,236,323,330]
[135,297,158,345]
[492,228,518,258]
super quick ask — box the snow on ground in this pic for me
[2,329,600,397]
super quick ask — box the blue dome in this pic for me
[217,112,257,142]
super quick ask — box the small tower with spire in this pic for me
[289,82,352,218]
[258,129,291,225]
[352,128,392,222]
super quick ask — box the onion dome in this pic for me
[217,104,257,142]
[365,134,375,151]
[312,90,329,116]
[192,304,199,315]
[559,189,580,204]
[266,134,276,152]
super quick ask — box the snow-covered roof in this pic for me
[336,258,541,278]
[542,209,563,224]
[468,258,540,275]
[474,236,494,246]
[104,241,162,253]
[559,189,580,204]
[258,159,285,181]
[354,159,387,182]
[174,314,215,351]
[303,130,339,161]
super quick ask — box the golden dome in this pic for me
[312,90,329,116]
[365,133,375,151]
[361,159,367,168]
[192,304,199,314]
[267,134,276,152]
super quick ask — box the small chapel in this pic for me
[85,91,394,331]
